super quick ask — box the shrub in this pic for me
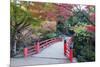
[73,26,95,62]
[42,33,57,40]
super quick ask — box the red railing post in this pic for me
[64,40,67,55]
[69,37,73,63]
[69,49,73,62]
[36,41,40,53]
[24,48,28,57]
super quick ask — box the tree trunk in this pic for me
[11,31,18,57]
[13,36,17,55]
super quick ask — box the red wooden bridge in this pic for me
[11,37,74,66]
[24,37,73,62]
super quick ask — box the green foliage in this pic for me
[10,2,43,57]
[11,2,41,28]
[73,27,95,62]
[64,7,94,28]
[56,23,64,34]
[43,33,57,40]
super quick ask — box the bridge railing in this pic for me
[24,37,62,57]
[64,37,73,62]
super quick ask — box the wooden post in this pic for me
[69,42,73,63]
[24,48,28,57]
[64,40,67,55]
[36,41,40,53]
[69,49,73,62]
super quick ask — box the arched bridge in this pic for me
[11,37,75,66]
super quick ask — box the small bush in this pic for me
[42,33,57,40]
[73,26,95,62]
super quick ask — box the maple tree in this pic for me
[10,1,43,56]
